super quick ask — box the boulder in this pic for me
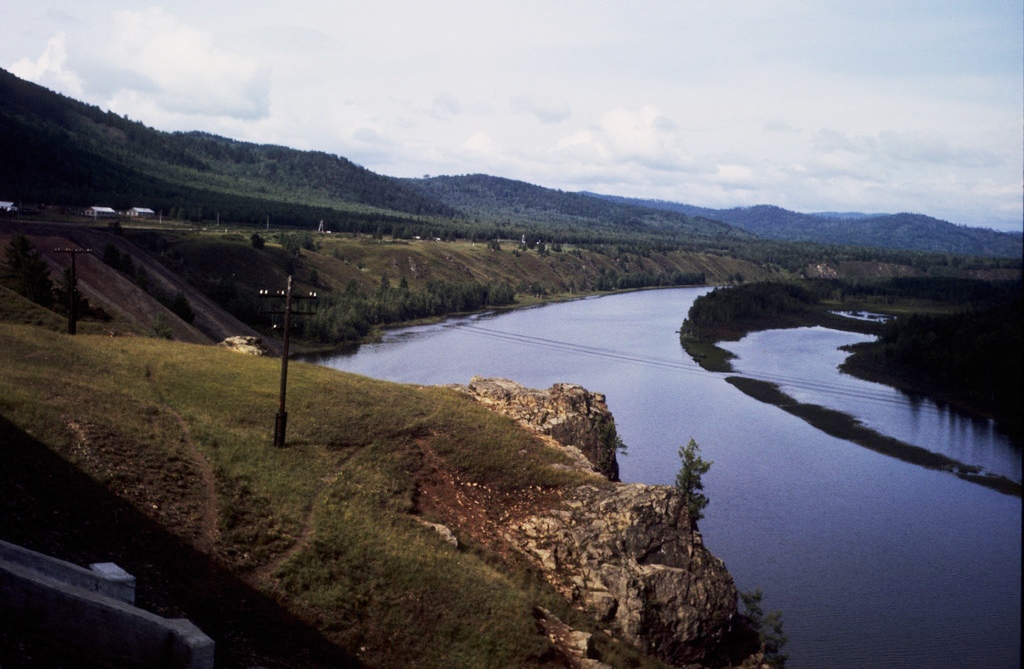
[534,607,612,669]
[217,336,268,356]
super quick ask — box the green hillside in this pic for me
[4,66,1022,268]
[1,67,734,249]
[2,309,678,667]
[400,174,745,245]
[1,219,776,355]
[123,227,768,345]
[588,195,1023,258]
[0,68,454,230]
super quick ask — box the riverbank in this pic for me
[681,310,881,373]
[680,280,1022,442]
[839,341,1022,444]
[725,376,1021,497]
[292,283,709,357]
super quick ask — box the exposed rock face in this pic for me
[509,483,741,667]
[451,377,621,481]
[446,377,756,667]
[535,607,612,669]
[217,336,268,356]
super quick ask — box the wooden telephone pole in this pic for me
[54,247,91,334]
[260,276,317,447]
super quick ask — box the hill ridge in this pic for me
[3,67,1020,258]
[583,193,1022,258]
[0,68,456,225]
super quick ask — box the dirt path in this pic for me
[251,472,337,587]
[164,408,221,554]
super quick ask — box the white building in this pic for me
[128,207,156,217]
[87,206,118,218]
[0,201,16,212]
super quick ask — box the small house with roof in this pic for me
[87,206,118,218]
[128,207,155,218]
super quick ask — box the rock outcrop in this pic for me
[534,607,612,669]
[450,377,621,480]
[217,336,268,356]
[509,484,742,667]
[447,377,758,668]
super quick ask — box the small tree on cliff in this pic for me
[741,588,788,667]
[675,438,712,522]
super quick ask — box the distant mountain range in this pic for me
[807,212,887,220]
[584,195,1022,258]
[1,67,1020,258]
[400,174,744,243]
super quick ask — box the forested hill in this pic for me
[0,68,455,224]
[4,65,1019,259]
[401,174,747,244]
[587,194,1023,258]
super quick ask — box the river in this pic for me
[305,287,1022,668]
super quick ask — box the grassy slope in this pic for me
[0,307,669,668]
[148,230,770,315]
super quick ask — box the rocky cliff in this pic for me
[449,377,622,481]
[449,378,759,668]
[510,484,753,667]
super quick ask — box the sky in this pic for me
[3,1,1022,232]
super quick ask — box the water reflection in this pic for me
[719,327,1022,482]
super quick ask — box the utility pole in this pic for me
[54,247,92,334]
[260,276,317,447]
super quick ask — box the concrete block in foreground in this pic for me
[0,541,214,668]
[0,540,136,604]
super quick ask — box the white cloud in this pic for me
[715,164,759,186]
[9,31,84,98]
[511,94,571,124]
[812,127,1003,170]
[105,8,270,121]
[812,128,874,155]
[877,130,1001,168]
[430,94,462,120]
[462,131,497,155]
[554,129,608,163]
[552,105,698,173]
[0,1,1019,231]
[763,118,800,133]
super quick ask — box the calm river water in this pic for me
[306,287,1022,668]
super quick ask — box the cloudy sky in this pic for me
[4,1,1022,231]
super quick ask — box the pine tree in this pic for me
[740,588,788,667]
[3,234,54,307]
[675,438,712,522]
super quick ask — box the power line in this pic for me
[456,324,956,418]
